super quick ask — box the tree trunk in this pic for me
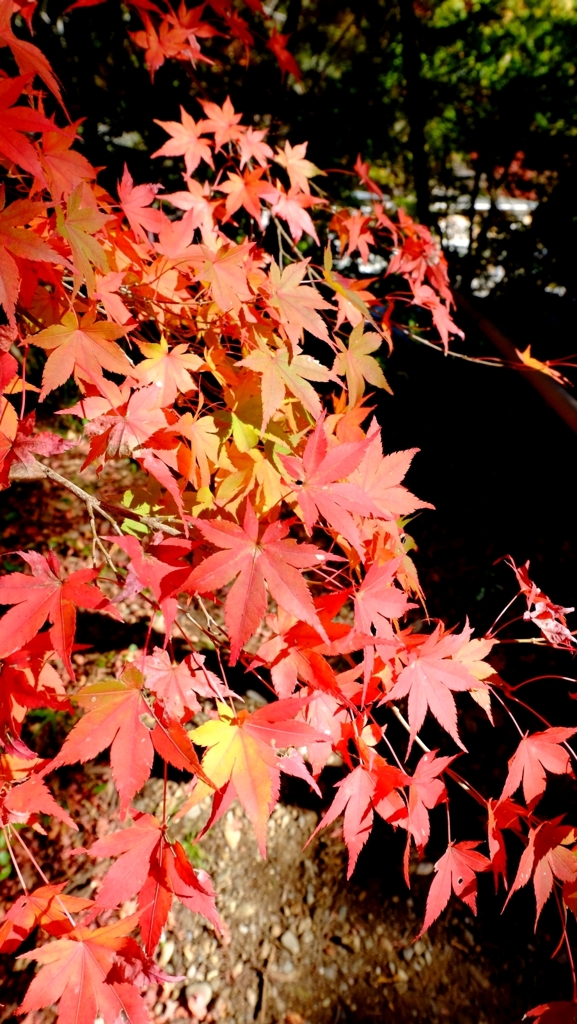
[398,0,430,225]
[284,0,302,36]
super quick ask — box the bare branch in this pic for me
[30,460,184,538]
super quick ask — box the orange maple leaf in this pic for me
[29,309,132,399]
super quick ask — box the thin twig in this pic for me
[401,327,507,367]
[509,674,577,693]
[173,614,233,700]
[390,704,430,754]
[486,593,520,637]
[490,689,525,738]
[20,344,29,420]
[33,462,123,536]
[180,607,224,646]
[390,705,486,805]
[554,886,577,1001]
[2,826,28,893]
[162,759,168,828]
[32,459,183,537]
[197,596,226,637]
[88,507,117,571]
[9,826,77,929]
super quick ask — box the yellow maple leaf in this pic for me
[192,703,277,853]
[333,322,392,406]
[516,345,570,387]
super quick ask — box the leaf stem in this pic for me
[491,689,525,738]
[9,826,77,929]
[2,826,28,893]
[486,593,520,638]
[162,760,168,828]
[390,705,487,807]
[554,886,577,1001]
[508,674,577,692]
[19,344,29,420]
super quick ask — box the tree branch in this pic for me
[29,460,184,537]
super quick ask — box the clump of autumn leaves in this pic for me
[0,2,576,1022]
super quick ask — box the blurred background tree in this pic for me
[22,0,577,319]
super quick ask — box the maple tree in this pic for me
[0,2,576,1021]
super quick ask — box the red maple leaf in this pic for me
[131,14,192,79]
[331,209,375,263]
[0,411,75,491]
[354,559,410,632]
[279,416,383,555]
[224,10,253,49]
[93,271,132,325]
[0,635,71,755]
[353,557,411,681]
[181,500,334,664]
[133,336,202,408]
[486,796,526,890]
[418,841,490,937]
[87,812,222,954]
[237,126,273,169]
[402,749,457,859]
[2,771,76,830]
[0,194,66,327]
[0,550,118,675]
[0,348,16,390]
[501,727,577,809]
[17,916,149,1024]
[29,310,133,401]
[184,650,235,701]
[354,557,412,643]
[388,210,453,305]
[218,166,278,224]
[187,239,254,315]
[266,29,301,81]
[505,818,577,925]
[48,667,211,817]
[386,624,490,754]
[40,122,96,201]
[353,155,384,198]
[411,284,464,352]
[112,533,192,641]
[142,647,202,719]
[525,1004,577,1024]
[270,185,326,245]
[153,105,214,174]
[198,95,244,150]
[149,700,210,777]
[252,592,368,699]
[0,75,64,185]
[0,3,65,107]
[0,883,93,954]
[506,556,576,649]
[349,420,434,520]
[117,164,167,244]
[76,383,169,465]
[267,259,333,350]
[143,646,234,718]
[307,752,406,877]
[47,669,156,818]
